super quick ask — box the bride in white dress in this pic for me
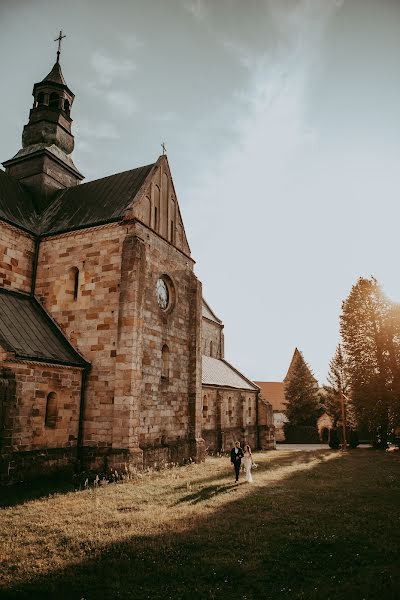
[243,445,254,482]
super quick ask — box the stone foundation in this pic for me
[0,447,78,484]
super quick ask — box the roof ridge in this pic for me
[69,162,156,190]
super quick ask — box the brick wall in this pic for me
[0,222,34,293]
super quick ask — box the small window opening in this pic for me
[162,344,169,379]
[45,392,57,428]
[210,341,213,357]
[36,92,45,107]
[68,267,80,300]
[170,220,174,242]
[49,92,60,110]
[64,99,70,115]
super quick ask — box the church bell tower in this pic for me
[2,32,83,211]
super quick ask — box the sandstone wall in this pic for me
[202,318,223,358]
[35,224,122,449]
[34,220,204,468]
[0,222,35,293]
[0,362,82,482]
[201,387,262,451]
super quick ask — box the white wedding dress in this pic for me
[243,451,253,482]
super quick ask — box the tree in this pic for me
[340,277,400,448]
[323,344,350,427]
[284,349,320,426]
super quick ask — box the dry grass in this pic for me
[1,448,399,600]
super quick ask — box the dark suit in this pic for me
[230,446,244,481]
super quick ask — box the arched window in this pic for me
[36,92,45,107]
[170,220,174,243]
[49,92,60,110]
[162,344,169,379]
[153,185,160,232]
[210,341,213,357]
[66,267,80,300]
[203,395,208,418]
[63,99,70,115]
[45,392,57,428]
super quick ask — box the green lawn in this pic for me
[1,448,399,600]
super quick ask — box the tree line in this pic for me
[284,277,400,448]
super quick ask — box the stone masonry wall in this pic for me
[202,318,223,358]
[0,361,82,482]
[1,361,82,452]
[35,225,122,449]
[202,387,260,452]
[130,221,202,455]
[0,222,35,293]
[34,219,204,469]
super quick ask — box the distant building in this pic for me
[256,348,319,442]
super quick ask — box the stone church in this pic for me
[0,53,274,483]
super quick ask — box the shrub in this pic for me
[329,429,340,449]
[283,424,320,443]
[349,429,360,449]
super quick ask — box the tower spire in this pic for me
[54,30,66,63]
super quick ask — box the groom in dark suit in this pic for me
[230,441,244,483]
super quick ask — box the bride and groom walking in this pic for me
[230,441,255,483]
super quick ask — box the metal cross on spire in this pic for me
[161,142,167,155]
[54,30,66,63]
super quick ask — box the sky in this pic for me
[1,0,400,383]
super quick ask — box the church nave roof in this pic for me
[202,355,259,391]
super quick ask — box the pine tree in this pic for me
[340,277,400,447]
[284,349,320,426]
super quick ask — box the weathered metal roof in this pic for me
[39,163,155,235]
[202,298,222,324]
[41,61,67,87]
[0,170,38,232]
[0,288,88,367]
[202,356,258,391]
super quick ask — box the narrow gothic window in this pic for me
[162,345,169,379]
[45,392,57,428]
[64,99,70,115]
[49,92,60,110]
[210,341,213,357]
[71,267,79,300]
[203,395,208,418]
[154,206,158,231]
[170,220,174,242]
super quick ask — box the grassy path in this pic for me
[1,449,399,599]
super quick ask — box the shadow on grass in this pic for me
[0,450,330,510]
[0,474,77,509]
[3,450,399,600]
[173,482,237,505]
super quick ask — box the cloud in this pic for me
[183,0,209,21]
[105,90,136,116]
[90,51,136,87]
[75,120,120,141]
[185,0,344,381]
[120,33,144,51]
